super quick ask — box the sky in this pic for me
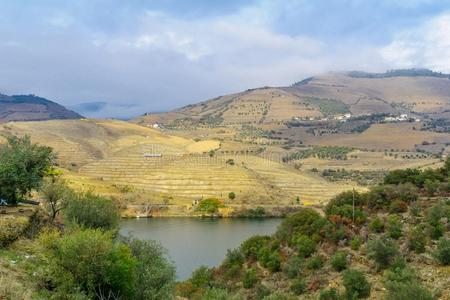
[1,0,450,119]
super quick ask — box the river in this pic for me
[120,217,282,280]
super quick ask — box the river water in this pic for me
[120,217,281,280]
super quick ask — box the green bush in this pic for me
[63,192,119,231]
[199,288,241,300]
[369,217,384,233]
[350,236,362,250]
[385,282,435,300]
[386,215,403,239]
[37,228,136,299]
[228,192,236,200]
[389,200,408,213]
[191,266,215,289]
[434,237,450,265]
[408,226,427,253]
[282,256,304,279]
[258,246,281,272]
[331,251,348,272]
[197,198,224,214]
[319,288,342,300]
[240,235,270,260]
[255,284,271,300]
[125,238,175,300]
[0,217,29,248]
[294,234,317,257]
[342,269,371,299]
[290,279,305,295]
[242,268,259,289]
[307,254,325,270]
[276,208,327,243]
[223,248,244,269]
[367,238,398,270]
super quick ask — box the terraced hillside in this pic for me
[0,119,352,209]
[80,145,354,205]
[134,69,450,127]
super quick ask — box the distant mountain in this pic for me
[133,68,450,127]
[0,94,83,123]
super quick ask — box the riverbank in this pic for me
[121,203,305,218]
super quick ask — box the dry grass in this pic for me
[314,123,448,150]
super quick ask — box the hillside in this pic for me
[178,165,450,300]
[133,69,450,127]
[0,94,82,123]
[0,119,358,216]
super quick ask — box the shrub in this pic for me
[63,192,119,231]
[282,256,304,279]
[386,215,403,239]
[331,251,348,272]
[319,288,341,300]
[408,226,427,253]
[342,269,371,299]
[37,228,136,298]
[263,291,295,300]
[350,236,362,250]
[385,282,435,300]
[255,284,271,300]
[247,206,266,218]
[0,217,29,248]
[196,198,223,214]
[369,217,384,233]
[199,288,240,300]
[389,200,408,213]
[240,235,270,260]
[307,254,325,270]
[276,209,327,243]
[223,248,244,269]
[294,234,317,257]
[290,279,305,295]
[258,247,281,272]
[125,238,175,300]
[228,192,236,200]
[191,266,215,289]
[367,238,398,270]
[242,268,259,289]
[433,237,450,265]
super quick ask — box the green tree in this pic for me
[0,135,53,205]
[40,176,73,221]
[63,192,120,231]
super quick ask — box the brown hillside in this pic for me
[0,94,82,123]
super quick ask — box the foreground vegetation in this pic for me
[1,136,450,299]
[0,136,176,299]
[177,163,450,299]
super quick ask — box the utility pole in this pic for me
[352,188,355,224]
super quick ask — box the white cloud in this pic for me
[380,12,450,72]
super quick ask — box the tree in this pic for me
[0,135,53,205]
[40,176,72,221]
[228,192,236,200]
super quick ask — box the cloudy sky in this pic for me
[1,0,450,118]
